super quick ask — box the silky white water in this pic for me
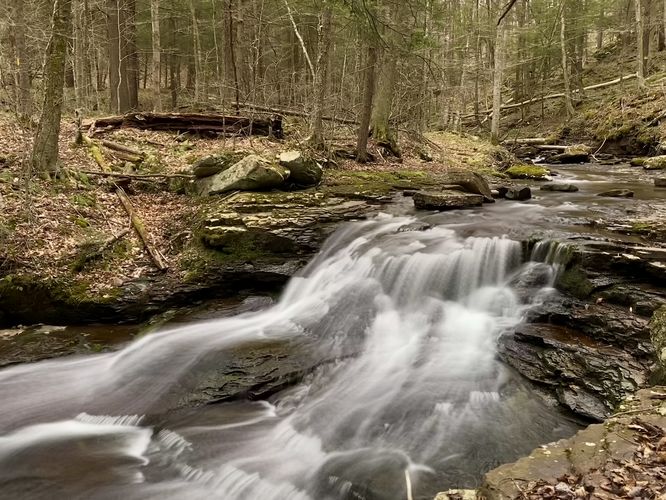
[0,214,578,499]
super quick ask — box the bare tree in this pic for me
[309,3,332,148]
[150,0,162,111]
[10,0,32,123]
[356,44,378,162]
[31,0,73,176]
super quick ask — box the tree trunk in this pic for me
[31,0,73,175]
[189,0,203,104]
[223,0,240,110]
[356,44,378,163]
[370,52,400,156]
[636,0,646,87]
[560,3,575,117]
[150,0,162,111]
[10,0,32,122]
[107,0,138,113]
[309,4,332,148]
[491,25,505,144]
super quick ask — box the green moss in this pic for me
[505,164,550,180]
[630,157,647,166]
[556,266,595,299]
[71,193,97,207]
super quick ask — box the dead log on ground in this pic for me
[84,112,283,138]
[502,137,550,145]
[101,140,144,163]
[78,170,193,180]
[116,186,169,271]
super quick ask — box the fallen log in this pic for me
[78,170,193,180]
[116,186,169,271]
[535,144,569,151]
[502,137,550,146]
[101,140,144,163]
[81,130,169,272]
[84,112,283,138]
[237,103,358,126]
[463,73,639,119]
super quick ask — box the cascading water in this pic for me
[0,214,579,500]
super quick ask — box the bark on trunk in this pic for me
[11,0,32,123]
[150,0,162,111]
[491,26,505,144]
[107,0,138,113]
[560,3,575,117]
[309,5,332,148]
[31,0,73,175]
[356,44,378,163]
[189,0,203,103]
[636,0,646,87]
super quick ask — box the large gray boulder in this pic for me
[191,152,244,178]
[197,155,290,195]
[278,151,323,186]
[441,170,493,202]
[413,191,483,210]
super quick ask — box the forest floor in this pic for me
[0,112,512,322]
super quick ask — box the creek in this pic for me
[0,162,663,499]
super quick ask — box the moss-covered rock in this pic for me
[192,151,246,178]
[556,265,595,299]
[278,151,323,186]
[644,155,666,170]
[505,164,550,180]
[196,155,290,195]
[630,157,648,167]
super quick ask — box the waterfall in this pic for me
[0,215,578,499]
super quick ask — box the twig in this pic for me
[77,170,193,180]
[404,469,413,500]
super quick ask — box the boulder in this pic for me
[630,157,647,167]
[643,155,666,170]
[505,186,532,201]
[540,183,579,192]
[440,170,493,202]
[597,188,634,198]
[197,155,290,195]
[505,164,550,180]
[650,306,666,382]
[498,323,648,420]
[413,191,483,210]
[200,210,298,254]
[655,178,666,187]
[549,144,591,164]
[278,151,323,186]
[191,152,243,178]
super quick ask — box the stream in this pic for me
[0,162,663,499]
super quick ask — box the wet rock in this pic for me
[549,145,591,164]
[540,183,579,192]
[495,186,510,198]
[277,151,323,186]
[630,157,647,167]
[598,283,666,317]
[480,387,666,500]
[649,306,666,383]
[643,155,666,170]
[402,189,418,197]
[505,187,531,201]
[197,155,289,195]
[490,189,501,199]
[439,170,493,202]
[505,165,549,180]
[498,324,648,420]
[191,152,243,178]
[597,188,634,198]
[654,177,666,187]
[413,191,484,210]
[528,297,653,357]
[434,490,478,500]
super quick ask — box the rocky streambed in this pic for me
[1,156,666,498]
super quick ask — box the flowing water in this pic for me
[0,162,663,499]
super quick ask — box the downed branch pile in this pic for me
[518,418,666,500]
